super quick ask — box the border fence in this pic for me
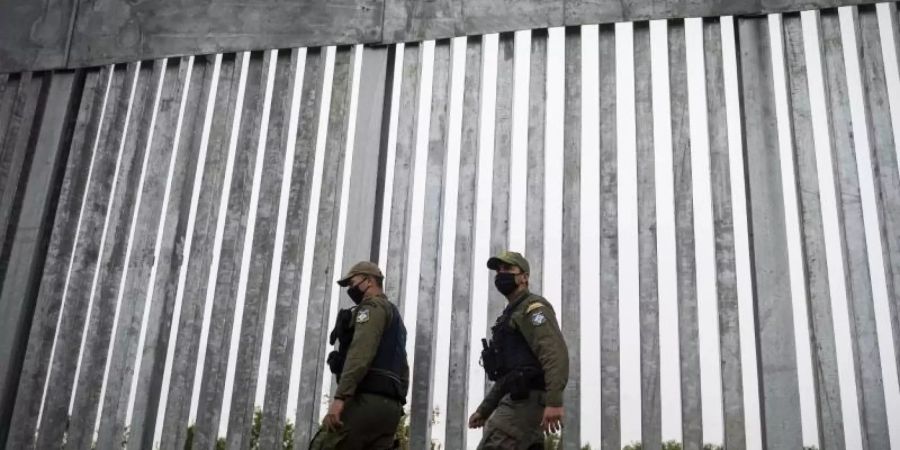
[1,3,899,450]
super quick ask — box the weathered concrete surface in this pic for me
[0,71,80,450]
[385,43,421,316]
[705,17,746,450]
[67,0,382,69]
[738,15,803,450]
[634,21,661,450]
[0,0,75,72]
[193,52,264,450]
[781,13,843,450]
[293,46,354,447]
[561,25,581,450]
[158,54,238,450]
[598,22,620,450]
[669,20,703,450]
[445,36,483,450]
[257,47,324,450]
[408,39,452,450]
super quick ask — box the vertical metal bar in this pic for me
[634,20,661,450]
[293,46,354,446]
[6,68,106,450]
[737,15,804,449]
[857,4,900,402]
[561,25,581,450]
[158,53,237,450]
[488,32,514,328]
[224,49,291,450]
[781,13,845,450]
[0,71,31,197]
[705,17,747,450]
[385,43,422,316]
[66,60,155,450]
[0,73,17,142]
[445,35,483,450]
[888,3,900,174]
[36,64,126,449]
[0,73,10,123]
[669,19,704,450]
[257,46,324,450]
[340,46,390,274]
[527,29,547,293]
[0,70,81,450]
[409,38,452,450]
[91,57,185,450]
[193,51,262,450]
[0,72,43,276]
[369,45,398,265]
[598,22,620,450]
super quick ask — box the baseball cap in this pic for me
[486,251,530,274]
[336,261,384,286]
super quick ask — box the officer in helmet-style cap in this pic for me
[310,261,410,449]
[469,251,569,449]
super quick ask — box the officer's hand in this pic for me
[467,411,486,429]
[323,399,345,431]
[541,406,564,434]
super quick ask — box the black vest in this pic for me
[481,294,545,395]
[327,300,408,403]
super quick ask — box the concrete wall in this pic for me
[0,0,888,72]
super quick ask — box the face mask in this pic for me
[494,272,519,296]
[347,279,367,304]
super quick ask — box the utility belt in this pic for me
[497,366,545,401]
[357,368,407,404]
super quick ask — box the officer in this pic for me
[468,251,569,449]
[310,261,410,450]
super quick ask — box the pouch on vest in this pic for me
[326,308,355,380]
[481,338,502,382]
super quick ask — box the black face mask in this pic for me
[494,272,519,296]
[347,280,367,304]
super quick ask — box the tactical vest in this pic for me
[327,300,408,403]
[481,294,546,397]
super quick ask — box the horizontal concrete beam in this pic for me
[0,0,886,73]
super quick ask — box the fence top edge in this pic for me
[0,0,885,79]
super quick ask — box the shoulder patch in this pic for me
[356,308,370,323]
[525,303,543,314]
[530,311,547,326]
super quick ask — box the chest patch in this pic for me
[356,308,370,324]
[530,311,546,326]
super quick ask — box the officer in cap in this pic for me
[469,251,569,449]
[310,261,410,450]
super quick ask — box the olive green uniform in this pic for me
[310,294,409,450]
[477,291,569,450]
